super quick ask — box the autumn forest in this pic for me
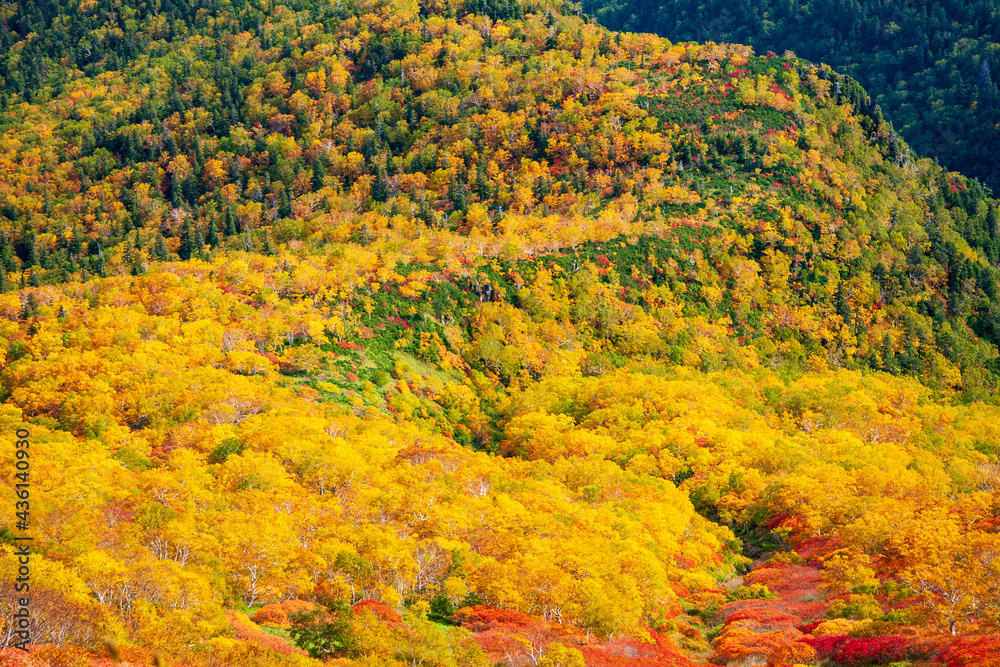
[0,0,999,665]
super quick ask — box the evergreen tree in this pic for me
[279,188,292,218]
[71,227,83,256]
[312,155,326,190]
[207,217,219,247]
[372,167,391,202]
[179,221,194,260]
[22,229,38,267]
[90,242,105,277]
[194,225,205,258]
[171,178,183,208]
[153,234,170,261]
[0,242,16,273]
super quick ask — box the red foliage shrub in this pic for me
[228,611,307,656]
[675,555,698,569]
[352,598,402,623]
[832,636,907,666]
[668,582,694,598]
[795,535,839,560]
[726,608,801,632]
[580,637,701,667]
[746,564,823,597]
[647,628,687,652]
[940,635,1000,667]
[797,620,824,634]
[251,599,317,627]
[720,598,773,617]
[800,633,849,659]
[729,563,828,622]
[23,645,91,667]
[714,562,833,666]
[713,626,805,665]
[472,624,555,665]
[0,648,51,667]
[721,598,826,629]
[282,599,318,616]
[453,605,536,632]
[252,604,288,626]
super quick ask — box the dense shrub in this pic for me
[727,584,778,601]
[847,620,902,639]
[826,595,883,621]
[801,633,850,660]
[452,605,537,632]
[288,601,359,660]
[253,600,319,627]
[812,619,857,636]
[941,636,1000,667]
[832,636,907,666]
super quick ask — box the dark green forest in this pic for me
[581,0,1000,192]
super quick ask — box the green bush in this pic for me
[208,438,244,464]
[726,583,777,601]
[288,601,358,659]
[826,594,883,621]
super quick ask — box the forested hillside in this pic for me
[0,0,999,665]
[580,0,1000,193]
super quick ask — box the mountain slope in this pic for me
[580,0,1000,192]
[3,0,1000,391]
[0,0,998,665]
